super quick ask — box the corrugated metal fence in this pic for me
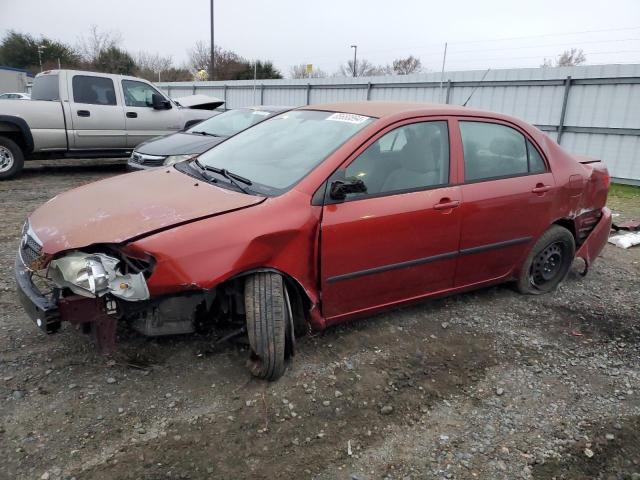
[158,64,640,185]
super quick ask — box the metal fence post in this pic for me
[445,80,452,104]
[306,83,311,105]
[223,84,228,110]
[260,84,264,105]
[557,75,572,144]
[192,84,196,95]
[166,85,171,97]
[366,82,372,101]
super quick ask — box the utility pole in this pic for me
[37,44,46,72]
[350,45,358,77]
[214,0,216,80]
[439,42,448,103]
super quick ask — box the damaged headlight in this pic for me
[164,154,196,166]
[48,252,150,301]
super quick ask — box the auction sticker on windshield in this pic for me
[325,112,370,124]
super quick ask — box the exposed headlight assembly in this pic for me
[164,154,196,166]
[48,252,150,301]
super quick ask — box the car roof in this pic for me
[299,101,539,135]
[300,101,470,118]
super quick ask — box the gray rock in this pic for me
[380,405,394,415]
[106,377,116,384]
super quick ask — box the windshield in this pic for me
[196,110,374,191]
[187,108,277,137]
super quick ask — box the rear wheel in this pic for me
[0,137,24,180]
[517,225,575,294]
[244,272,289,381]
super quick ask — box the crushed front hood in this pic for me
[175,94,225,110]
[29,167,264,254]
[136,132,224,156]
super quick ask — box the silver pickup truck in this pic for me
[0,69,223,179]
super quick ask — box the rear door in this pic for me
[121,79,183,147]
[68,73,127,149]
[453,118,555,287]
[320,118,462,322]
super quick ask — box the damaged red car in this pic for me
[16,102,612,380]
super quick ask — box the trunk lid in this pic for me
[29,167,264,254]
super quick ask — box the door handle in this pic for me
[433,199,460,210]
[126,112,138,118]
[77,110,90,117]
[532,184,551,194]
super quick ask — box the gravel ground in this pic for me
[1,160,639,480]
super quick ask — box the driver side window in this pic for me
[344,121,450,199]
[122,80,163,108]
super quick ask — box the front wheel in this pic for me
[516,225,575,294]
[244,272,289,381]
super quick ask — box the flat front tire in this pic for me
[0,137,24,180]
[517,225,576,294]
[244,272,288,381]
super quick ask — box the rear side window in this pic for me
[72,76,117,106]
[461,121,545,182]
[31,74,60,101]
[345,121,449,199]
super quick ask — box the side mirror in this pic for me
[151,93,171,110]
[329,177,367,201]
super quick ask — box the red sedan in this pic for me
[16,102,611,380]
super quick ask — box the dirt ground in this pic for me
[1,160,639,480]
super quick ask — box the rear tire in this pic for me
[0,137,24,180]
[244,272,288,381]
[516,225,575,294]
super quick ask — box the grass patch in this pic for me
[609,183,640,200]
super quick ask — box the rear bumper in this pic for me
[576,207,612,270]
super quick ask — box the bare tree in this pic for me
[541,48,586,68]
[289,63,327,79]
[76,25,122,64]
[338,59,391,77]
[187,42,248,80]
[392,55,422,75]
[135,51,174,81]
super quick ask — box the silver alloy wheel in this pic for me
[0,146,14,173]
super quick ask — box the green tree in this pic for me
[0,31,79,73]
[235,60,283,80]
[94,46,135,75]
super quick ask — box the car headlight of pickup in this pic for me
[164,154,196,166]
[48,252,150,301]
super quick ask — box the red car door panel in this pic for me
[321,186,462,320]
[455,172,555,286]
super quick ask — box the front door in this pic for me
[453,119,556,286]
[320,119,462,322]
[68,74,126,149]
[121,80,182,147]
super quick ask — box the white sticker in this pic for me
[325,112,370,124]
[252,110,270,116]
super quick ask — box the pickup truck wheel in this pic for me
[516,225,575,295]
[0,137,24,180]
[244,272,288,381]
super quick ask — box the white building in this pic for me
[0,66,32,94]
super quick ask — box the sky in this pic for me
[1,0,640,76]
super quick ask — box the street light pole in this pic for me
[37,45,46,72]
[210,0,215,81]
[350,45,358,77]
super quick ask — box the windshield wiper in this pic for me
[193,159,252,193]
[191,130,220,137]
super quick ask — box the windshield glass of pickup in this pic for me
[31,74,59,100]
[187,109,275,137]
[196,110,374,190]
